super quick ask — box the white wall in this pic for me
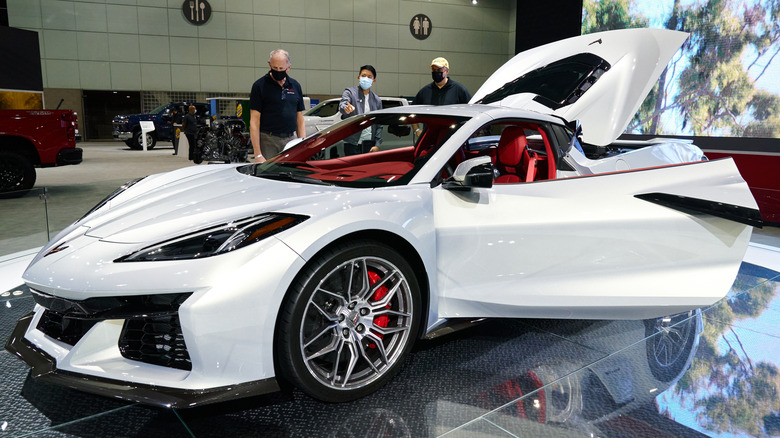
[7,0,515,98]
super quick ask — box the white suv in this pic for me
[303,97,409,137]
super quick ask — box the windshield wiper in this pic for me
[258,172,334,186]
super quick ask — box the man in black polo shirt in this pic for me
[414,57,471,107]
[249,49,305,163]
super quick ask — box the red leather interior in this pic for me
[522,148,538,182]
[495,126,528,184]
[311,161,414,182]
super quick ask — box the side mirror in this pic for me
[283,137,303,151]
[444,156,493,190]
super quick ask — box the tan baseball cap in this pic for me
[431,57,449,69]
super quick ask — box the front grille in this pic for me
[36,310,99,346]
[31,289,193,370]
[119,315,192,371]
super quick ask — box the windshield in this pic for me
[304,99,340,117]
[150,104,168,115]
[240,112,469,188]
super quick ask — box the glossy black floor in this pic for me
[2,258,779,437]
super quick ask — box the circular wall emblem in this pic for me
[182,0,212,25]
[410,14,432,40]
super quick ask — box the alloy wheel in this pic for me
[299,255,414,390]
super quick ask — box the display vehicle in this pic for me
[303,96,409,137]
[0,109,81,196]
[6,29,761,407]
[112,102,210,150]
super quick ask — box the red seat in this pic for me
[495,127,536,183]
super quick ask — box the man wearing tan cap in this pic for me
[413,57,471,106]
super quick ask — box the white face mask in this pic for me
[359,76,373,90]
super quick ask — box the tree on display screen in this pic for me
[583,0,780,138]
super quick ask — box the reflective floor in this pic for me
[2,242,779,437]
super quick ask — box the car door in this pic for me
[157,106,175,139]
[432,157,757,320]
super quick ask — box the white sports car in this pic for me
[6,29,760,407]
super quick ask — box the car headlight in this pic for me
[116,213,307,262]
[80,177,146,221]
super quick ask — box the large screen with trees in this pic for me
[582,0,780,138]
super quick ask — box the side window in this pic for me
[460,121,556,183]
[316,102,340,118]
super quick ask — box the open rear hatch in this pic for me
[470,28,688,146]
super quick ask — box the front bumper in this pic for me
[5,313,280,408]
[112,123,132,140]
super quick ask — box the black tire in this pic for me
[644,309,700,382]
[124,139,135,147]
[131,130,156,150]
[0,151,36,198]
[276,240,421,402]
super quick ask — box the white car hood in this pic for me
[80,165,348,244]
[470,28,688,146]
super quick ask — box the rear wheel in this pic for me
[277,240,420,402]
[0,151,36,198]
[645,309,700,382]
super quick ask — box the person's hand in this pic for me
[344,103,355,114]
[254,155,266,163]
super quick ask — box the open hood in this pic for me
[470,28,688,146]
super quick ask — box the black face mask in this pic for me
[270,69,287,81]
[432,71,445,83]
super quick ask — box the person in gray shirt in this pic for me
[339,65,383,155]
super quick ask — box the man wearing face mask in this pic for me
[338,65,383,155]
[249,49,306,163]
[413,57,471,106]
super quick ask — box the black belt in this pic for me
[261,130,294,138]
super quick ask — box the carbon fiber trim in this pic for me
[635,192,763,228]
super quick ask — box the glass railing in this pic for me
[1,187,51,257]
[0,179,130,258]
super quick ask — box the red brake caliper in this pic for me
[368,270,390,349]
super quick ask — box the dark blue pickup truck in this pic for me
[112,102,210,150]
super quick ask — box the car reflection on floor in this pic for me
[1,261,778,437]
